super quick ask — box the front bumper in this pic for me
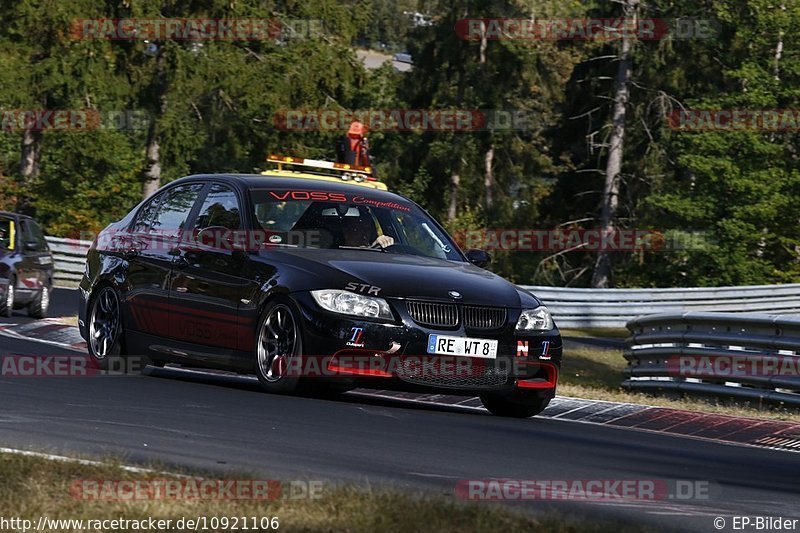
[292,292,562,397]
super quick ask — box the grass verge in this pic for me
[0,452,654,533]
[561,342,800,422]
[559,328,629,340]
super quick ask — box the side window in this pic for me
[149,184,204,238]
[132,194,163,234]
[394,212,448,259]
[26,220,48,251]
[0,218,12,250]
[19,220,33,251]
[193,184,242,231]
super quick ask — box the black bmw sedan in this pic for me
[78,172,562,417]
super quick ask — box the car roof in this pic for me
[169,174,411,203]
[0,211,32,220]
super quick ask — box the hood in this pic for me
[265,248,529,307]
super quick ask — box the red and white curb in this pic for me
[353,390,800,453]
[0,318,86,351]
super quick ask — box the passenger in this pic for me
[335,120,372,169]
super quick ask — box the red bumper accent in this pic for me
[515,363,558,389]
[327,350,392,378]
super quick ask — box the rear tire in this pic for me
[0,276,15,318]
[27,283,50,319]
[480,394,551,418]
[254,297,303,394]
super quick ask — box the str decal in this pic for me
[345,282,381,296]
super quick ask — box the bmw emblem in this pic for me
[448,291,462,299]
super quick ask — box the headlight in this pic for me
[311,289,393,320]
[515,306,554,331]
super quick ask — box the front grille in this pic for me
[463,305,507,329]
[405,300,507,329]
[397,358,510,389]
[405,301,458,327]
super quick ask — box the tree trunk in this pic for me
[17,129,42,214]
[479,21,493,212]
[484,145,494,211]
[142,47,168,199]
[774,3,785,80]
[448,171,460,221]
[142,122,161,199]
[591,1,636,288]
[447,6,470,221]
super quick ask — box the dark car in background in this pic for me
[0,211,54,318]
[78,166,562,417]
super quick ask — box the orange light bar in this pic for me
[267,154,375,179]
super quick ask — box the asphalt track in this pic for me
[1,291,799,532]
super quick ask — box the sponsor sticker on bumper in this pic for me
[427,334,498,359]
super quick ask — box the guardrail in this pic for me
[520,285,800,328]
[46,236,91,285]
[46,239,800,328]
[624,312,800,407]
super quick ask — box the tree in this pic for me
[591,0,637,288]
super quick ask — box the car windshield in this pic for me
[250,189,464,261]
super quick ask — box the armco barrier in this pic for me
[46,236,91,285]
[624,312,800,407]
[46,237,800,328]
[520,285,800,328]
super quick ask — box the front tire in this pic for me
[1,276,15,318]
[255,298,303,394]
[480,394,551,418]
[87,285,125,370]
[27,283,51,319]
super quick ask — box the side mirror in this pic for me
[466,249,491,268]
[24,241,39,251]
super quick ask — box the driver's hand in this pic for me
[371,235,394,248]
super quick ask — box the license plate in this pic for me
[426,334,498,359]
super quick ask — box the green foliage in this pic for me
[1,0,799,288]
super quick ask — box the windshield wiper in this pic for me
[337,246,387,253]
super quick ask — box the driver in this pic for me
[339,214,394,248]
